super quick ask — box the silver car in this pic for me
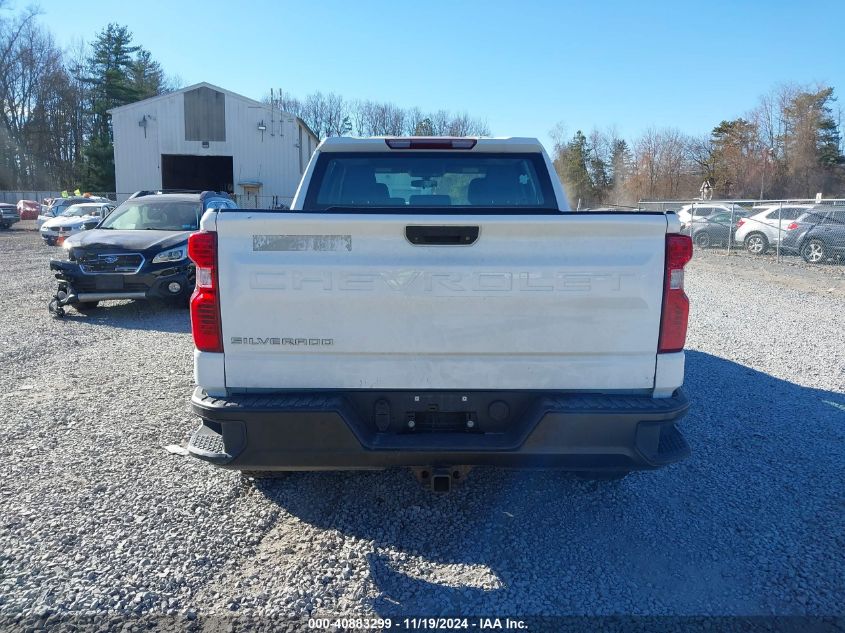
[39,203,115,245]
[733,205,814,255]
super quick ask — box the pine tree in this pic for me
[783,87,843,195]
[710,118,758,196]
[131,48,167,99]
[414,117,434,136]
[610,139,632,189]
[589,150,610,197]
[81,24,140,191]
[78,25,171,191]
[554,130,595,208]
[340,115,352,136]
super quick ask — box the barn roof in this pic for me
[107,82,263,113]
[107,81,319,140]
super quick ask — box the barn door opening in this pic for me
[161,154,233,193]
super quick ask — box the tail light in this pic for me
[658,234,693,353]
[787,222,799,230]
[188,232,222,352]
[736,219,745,228]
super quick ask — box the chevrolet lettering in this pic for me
[250,270,638,293]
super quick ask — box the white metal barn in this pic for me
[109,82,319,206]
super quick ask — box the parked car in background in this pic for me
[37,196,112,228]
[49,191,235,312]
[16,200,40,220]
[734,204,815,255]
[780,206,845,263]
[39,202,115,245]
[677,203,746,227]
[681,211,745,248]
[0,203,21,229]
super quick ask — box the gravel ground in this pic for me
[0,225,843,631]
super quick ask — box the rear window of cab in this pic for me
[304,152,557,212]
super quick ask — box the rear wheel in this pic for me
[74,301,100,313]
[744,233,769,255]
[801,238,827,263]
[693,232,711,248]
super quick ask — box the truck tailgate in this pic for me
[214,213,668,392]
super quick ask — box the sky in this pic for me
[32,0,845,150]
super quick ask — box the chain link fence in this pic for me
[4,189,845,267]
[231,193,293,209]
[0,190,64,204]
[1,191,119,221]
[1,190,294,210]
[636,199,845,266]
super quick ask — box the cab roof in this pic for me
[317,136,547,154]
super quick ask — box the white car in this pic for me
[36,196,112,229]
[676,203,746,226]
[733,204,815,255]
[39,203,114,245]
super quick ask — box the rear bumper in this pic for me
[188,387,691,471]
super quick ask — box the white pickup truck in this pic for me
[186,137,692,489]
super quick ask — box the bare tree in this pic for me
[349,99,369,136]
[447,111,490,136]
[430,110,450,136]
[404,106,424,135]
[0,7,68,187]
[321,92,347,137]
[549,121,568,155]
[687,134,715,185]
[624,128,697,201]
[384,102,405,135]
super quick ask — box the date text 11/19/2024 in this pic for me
[307,617,528,630]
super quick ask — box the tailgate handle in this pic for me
[406,225,479,245]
